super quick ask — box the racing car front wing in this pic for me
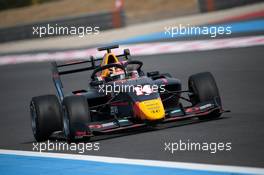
[72,100,230,139]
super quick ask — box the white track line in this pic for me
[0,35,264,66]
[0,149,264,174]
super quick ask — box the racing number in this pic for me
[135,85,153,96]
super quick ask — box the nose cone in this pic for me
[134,98,165,121]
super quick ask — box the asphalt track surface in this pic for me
[0,45,264,168]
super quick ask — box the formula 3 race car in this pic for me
[30,45,229,142]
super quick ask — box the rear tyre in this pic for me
[62,96,91,142]
[188,72,222,120]
[30,95,62,142]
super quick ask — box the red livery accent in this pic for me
[75,131,87,136]
[89,124,103,129]
[185,107,200,113]
[111,102,129,106]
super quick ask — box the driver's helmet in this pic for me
[98,53,125,80]
[108,66,125,80]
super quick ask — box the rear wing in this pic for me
[51,47,131,102]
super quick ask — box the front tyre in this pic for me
[30,95,62,142]
[188,72,222,120]
[62,96,91,142]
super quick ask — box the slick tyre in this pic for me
[30,95,62,142]
[188,72,222,120]
[62,96,91,142]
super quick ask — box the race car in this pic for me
[30,45,229,142]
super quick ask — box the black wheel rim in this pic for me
[62,106,70,139]
[30,101,37,136]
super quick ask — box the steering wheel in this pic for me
[91,63,127,80]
